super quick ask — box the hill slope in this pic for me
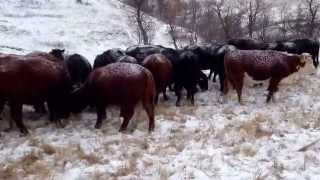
[1,1,320,180]
[0,0,171,62]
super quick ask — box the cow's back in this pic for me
[225,50,293,80]
[0,55,69,103]
[89,63,149,105]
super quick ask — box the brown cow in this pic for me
[25,49,65,113]
[142,54,173,104]
[0,53,72,134]
[223,50,308,103]
[71,63,156,132]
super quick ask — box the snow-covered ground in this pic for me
[1,0,320,180]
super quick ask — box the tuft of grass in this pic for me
[0,150,52,180]
[53,144,102,166]
[41,143,56,155]
[239,114,272,139]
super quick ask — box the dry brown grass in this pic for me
[41,143,56,155]
[53,144,102,166]
[0,151,51,180]
[238,114,272,139]
[91,171,114,180]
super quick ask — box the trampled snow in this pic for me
[1,0,320,180]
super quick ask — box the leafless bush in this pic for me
[125,0,156,45]
[122,0,319,44]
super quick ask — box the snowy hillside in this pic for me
[1,0,320,180]
[0,0,171,63]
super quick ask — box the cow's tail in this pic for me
[223,51,232,96]
[223,67,230,96]
[143,68,156,132]
[143,69,156,106]
[316,40,319,68]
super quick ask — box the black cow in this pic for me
[126,45,179,63]
[212,44,237,92]
[174,50,201,106]
[228,38,269,50]
[184,44,222,83]
[93,48,126,69]
[269,39,319,68]
[126,45,208,91]
[65,53,92,88]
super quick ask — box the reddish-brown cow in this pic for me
[71,63,156,132]
[224,50,308,103]
[142,54,173,104]
[26,49,66,113]
[0,53,72,134]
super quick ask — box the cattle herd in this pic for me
[0,38,319,135]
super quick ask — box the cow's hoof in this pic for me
[148,125,155,132]
[19,128,29,136]
[55,120,65,128]
[3,127,12,133]
[239,101,245,106]
[95,123,102,129]
[119,127,127,132]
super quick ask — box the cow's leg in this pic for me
[10,102,28,135]
[163,87,169,101]
[213,70,219,83]
[208,69,213,80]
[142,96,155,132]
[47,101,56,123]
[119,105,135,132]
[155,92,159,105]
[0,99,5,120]
[234,74,244,104]
[47,101,64,128]
[267,78,281,103]
[219,71,225,92]
[187,90,195,106]
[191,94,195,105]
[169,84,174,91]
[95,105,106,129]
[168,81,175,92]
[33,102,47,114]
[313,55,318,68]
[199,71,208,91]
[3,101,14,132]
[174,83,183,107]
[223,74,229,96]
[213,73,218,83]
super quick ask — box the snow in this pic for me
[1,0,320,179]
[0,0,172,63]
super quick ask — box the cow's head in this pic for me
[298,53,312,68]
[50,49,65,61]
